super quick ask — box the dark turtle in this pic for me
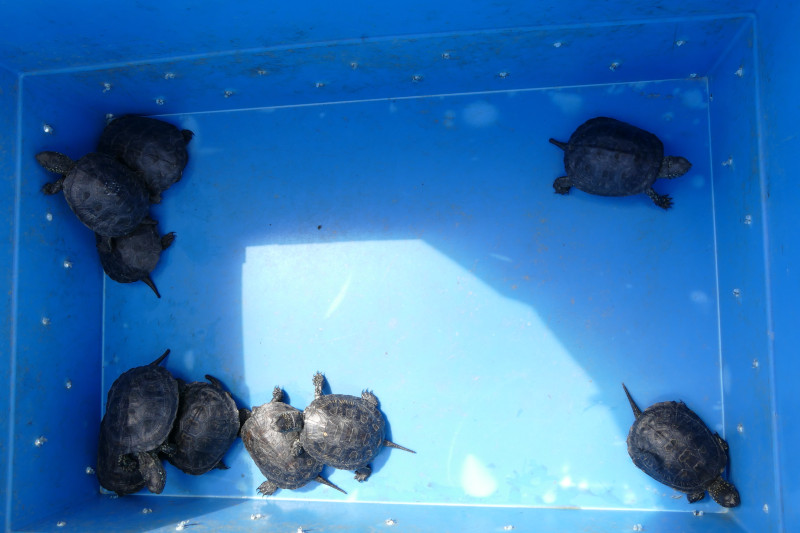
[96,419,146,496]
[103,349,179,494]
[97,115,193,203]
[549,117,692,209]
[37,151,150,236]
[167,375,241,476]
[241,387,346,496]
[96,221,175,298]
[623,384,740,507]
[300,372,415,482]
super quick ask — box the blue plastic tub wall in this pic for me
[1,2,798,532]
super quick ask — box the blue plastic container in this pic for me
[1,1,798,532]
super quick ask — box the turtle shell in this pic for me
[300,393,386,470]
[104,354,179,456]
[97,115,192,203]
[167,376,240,475]
[561,117,664,196]
[96,419,146,496]
[42,152,150,237]
[241,400,324,490]
[627,400,728,494]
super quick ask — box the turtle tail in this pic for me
[384,440,416,454]
[150,349,170,367]
[314,475,347,494]
[622,383,642,418]
[549,138,568,151]
[142,275,161,298]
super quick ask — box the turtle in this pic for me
[240,386,346,496]
[300,372,415,482]
[96,419,146,496]
[622,383,740,507]
[95,221,175,298]
[102,349,179,494]
[36,151,150,236]
[549,117,692,209]
[166,375,241,476]
[97,115,194,203]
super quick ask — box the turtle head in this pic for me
[36,151,75,175]
[708,477,740,508]
[660,156,692,178]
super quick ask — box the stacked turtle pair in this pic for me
[37,116,193,298]
[97,350,241,496]
[240,372,415,496]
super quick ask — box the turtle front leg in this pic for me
[158,442,176,457]
[646,187,673,209]
[714,433,730,453]
[41,177,65,195]
[289,439,303,457]
[687,491,706,503]
[354,465,372,482]
[118,453,138,472]
[273,410,304,433]
[553,177,571,195]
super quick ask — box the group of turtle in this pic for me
[37,115,193,298]
[79,113,735,506]
[97,352,414,497]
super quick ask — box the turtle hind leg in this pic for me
[354,465,372,482]
[312,372,325,399]
[161,232,176,250]
[553,177,572,195]
[257,479,278,496]
[646,187,673,209]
